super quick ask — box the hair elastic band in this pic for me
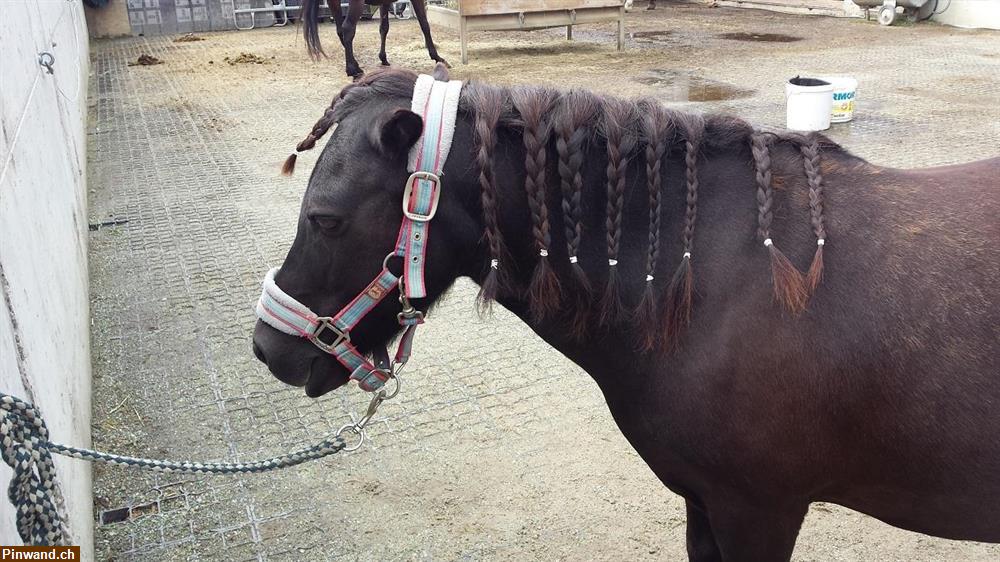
[645,274,654,282]
[817,238,825,246]
[539,249,549,257]
[569,256,579,264]
[490,259,499,269]
[608,259,618,266]
[683,251,691,259]
[763,238,773,247]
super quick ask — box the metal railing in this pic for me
[234,1,412,31]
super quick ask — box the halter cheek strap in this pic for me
[397,75,463,299]
[256,74,463,393]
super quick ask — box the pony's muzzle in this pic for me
[253,320,350,396]
[252,340,267,363]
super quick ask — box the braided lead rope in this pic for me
[0,391,357,546]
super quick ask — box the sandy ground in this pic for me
[86,3,1000,560]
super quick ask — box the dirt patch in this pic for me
[128,54,163,66]
[633,69,753,101]
[173,33,205,43]
[224,52,269,65]
[719,32,802,43]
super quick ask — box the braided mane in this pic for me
[283,68,833,352]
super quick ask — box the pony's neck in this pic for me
[443,101,859,385]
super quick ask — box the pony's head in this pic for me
[252,66,481,396]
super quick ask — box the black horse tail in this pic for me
[302,0,325,60]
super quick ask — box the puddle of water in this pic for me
[719,32,802,43]
[631,30,674,41]
[632,69,754,102]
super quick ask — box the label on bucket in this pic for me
[831,88,856,123]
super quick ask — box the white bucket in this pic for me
[820,76,859,123]
[785,77,833,132]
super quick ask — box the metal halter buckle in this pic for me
[308,318,350,353]
[402,171,441,222]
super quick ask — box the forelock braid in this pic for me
[658,115,704,348]
[598,98,638,326]
[554,90,599,336]
[799,134,827,293]
[750,131,807,313]
[281,84,363,176]
[634,100,671,350]
[466,83,512,311]
[511,87,561,322]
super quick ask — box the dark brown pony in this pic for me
[300,0,447,77]
[253,67,1000,560]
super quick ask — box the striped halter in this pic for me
[256,75,464,392]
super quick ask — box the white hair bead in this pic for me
[646,274,654,282]
[569,256,579,264]
[490,259,499,269]
[817,238,825,246]
[683,251,691,259]
[608,259,618,266]
[764,238,773,247]
[539,249,549,257]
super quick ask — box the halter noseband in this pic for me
[256,75,464,392]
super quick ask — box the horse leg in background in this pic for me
[326,0,347,48]
[408,0,450,67]
[339,0,365,77]
[704,499,807,562]
[686,500,722,562]
[378,2,391,66]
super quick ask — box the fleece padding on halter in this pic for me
[257,268,321,337]
[397,75,463,299]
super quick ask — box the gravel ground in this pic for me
[87,3,1000,560]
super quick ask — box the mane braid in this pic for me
[512,87,561,322]
[598,99,637,326]
[635,100,671,350]
[751,132,808,312]
[554,91,599,336]
[660,116,704,348]
[799,135,827,293]
[466,83,512,312]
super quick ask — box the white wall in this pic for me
[931,0,1000,29]
[0,0,93,558]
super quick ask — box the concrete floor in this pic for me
[87,4,1000,560]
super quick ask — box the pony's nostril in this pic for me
[252,341,267,364]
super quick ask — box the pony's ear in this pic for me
[374,108,423,157]
[432,62,450,82]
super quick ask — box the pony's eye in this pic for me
[309,215,343,233]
